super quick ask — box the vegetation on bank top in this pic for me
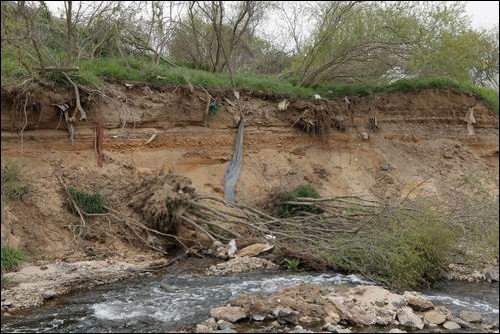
[2,55,498,115]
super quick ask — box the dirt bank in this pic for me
[1,82,498,264]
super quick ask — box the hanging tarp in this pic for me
[224,117,245,203]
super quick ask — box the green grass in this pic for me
[278,184,322,216]
[68,186,107,214]
[283,258,301,271]
[1,55,498,114]
[1,160,30,200]
[1,246,25,273]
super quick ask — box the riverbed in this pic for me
[1,271,498,333]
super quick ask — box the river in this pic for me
[1,271,498,333]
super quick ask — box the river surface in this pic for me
[1,272,498,333]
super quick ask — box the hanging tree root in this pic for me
[61,72,87,121]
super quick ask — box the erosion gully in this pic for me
[1,265,498,333]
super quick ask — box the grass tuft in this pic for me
[1,160,30,200]
[68,186,107,214]
[278,184,321,216]
[1,246,25,273]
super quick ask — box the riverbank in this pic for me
[0,255,169,314]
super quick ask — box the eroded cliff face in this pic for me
[1,83,498,258]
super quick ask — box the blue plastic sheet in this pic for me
[224,117,245,203]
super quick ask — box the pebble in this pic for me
[195,324,213,333]
[42,290,57,300]
[213,329,237,333]
[443,321,461,330]
[217,320,234,330]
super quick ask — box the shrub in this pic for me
[1,246,25,273]
[278,184,321,216]
[68,186,107,214]
[1,160,29,200]
[324,209,458,290]
[283,258,301,271]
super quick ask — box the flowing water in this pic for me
[1,271,498,333]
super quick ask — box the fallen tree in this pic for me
[60,170,498,290]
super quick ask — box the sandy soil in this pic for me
[1,83,498,261]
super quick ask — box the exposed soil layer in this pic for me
[1,83,498,260]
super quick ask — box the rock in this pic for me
[380,164,394,171]
[269,320,281,329]
[452,318,472,329]
[459,310,482,323]
[472,271,484,281]
[423,311,446,325]
[483,268,499,282]
[388,329,407,333]
[323,323,337,332]
[214,329,237,334]
[210,306,247,323]
[273,306,298,325]
[39,265,48,270]
[403,291,434,311]
[160,284,176,293]
[443,321,461,330]
[324,316,339,325]
[203,318,217,330]
[290,325,312,333]
[298,316,313,324]
[435,306,453,320]
[42,290,57,300]
[323,304,341,324]
[252,314,266,321]
[206,257,279,276]
[217,320,234,330]
[235,243,274,257]
[1,300,13,307]
[361,132,369,140]
[195,324,213,333]
[375,300,385,307]
[397,307,425,330]
[443,151,454,159]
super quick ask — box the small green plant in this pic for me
[278,184,321,216]
[1,160,29,200]
[283,258,301,271]
[68,186,107,214]
[1,246,25,273]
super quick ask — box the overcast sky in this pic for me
[465,1,499,29]
[46,1,500,29]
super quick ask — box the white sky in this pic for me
[465,1,499,29]
[46,1,500,29]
